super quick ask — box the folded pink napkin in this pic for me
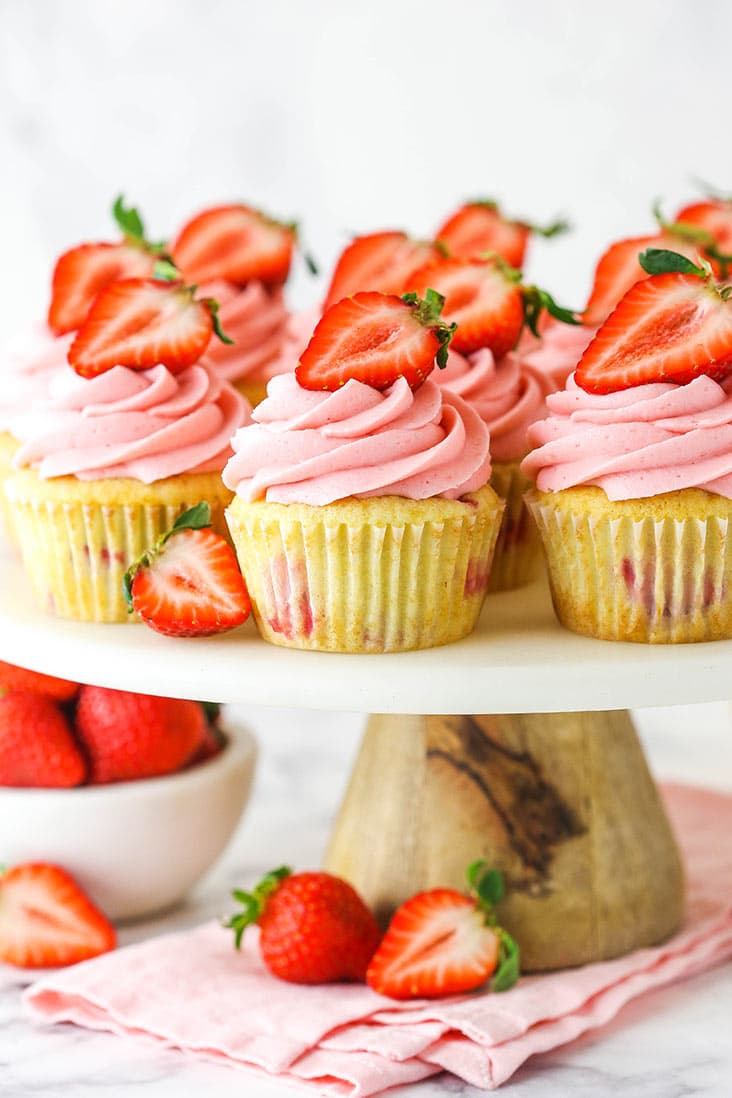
[24,783,732,1095]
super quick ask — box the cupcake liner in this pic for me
[0,431,20,545]
[527,487,732,643]
[488,460,543,592]
[226,485,504,652]
[5,470,232,623]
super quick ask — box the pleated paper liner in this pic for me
[527,485,732,643]
[226,484,505,652]
[489,460,543,592]
[0,431,21,544]
[5,469,233,623]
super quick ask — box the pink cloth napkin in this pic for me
[23,783,732,1095]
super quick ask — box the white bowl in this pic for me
[0,722,257,921]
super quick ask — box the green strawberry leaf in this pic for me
[113,194,146,243]
[172,502,212,532]
[202,298,234,345]
[153,259,182,283]
[491,928,520,992]
[638,248,709,278]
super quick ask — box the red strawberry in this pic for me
[366,862,519,1000]
[172,204,296,287]
[674,199,732,275]
[583,232,705,327]
[576,249,732,394]
[406,257,525,356]
[323,231,444,311]
[296,290,454,393]
[48,195,163,335]
[0,661,79,703]
[226,867,382,984]
[124,502,250,638]
[74,685,207,783]
[436,200,567,269]
[68,274,230,379]
[0,691,86,788]
[0,863,115,968]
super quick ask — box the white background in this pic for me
[1,0,731,330]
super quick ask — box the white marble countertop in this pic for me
[2,702,731,1098]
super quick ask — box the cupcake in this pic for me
[171,204,302,407]
[6,276,249,623]
[223,291,503,653]
[522,249,732,643]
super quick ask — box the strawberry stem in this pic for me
[202,298,235,345]
[224,866,292,949]
[521,286,581,337]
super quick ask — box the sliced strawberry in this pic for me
[366,863,518,1000]
[0,863,116,968]
[172,204,296,287]
[674,200,732,274]
[124,502,250,638]
[68,276,227,378]
[48,243,156,335]
[407,257,525,356]
[295,290,454,392]
[436,201,567,269]
[576,250,732,394]
[323,232,443,311]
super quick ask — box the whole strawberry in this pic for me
[74,686,206,783]
[0,660,79,703]
[0,691,86,788]
[226,867,382,984]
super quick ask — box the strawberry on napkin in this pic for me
[23,784,732,1094]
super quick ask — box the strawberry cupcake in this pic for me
[223,291,503,653]
[171,204,301,407]
[6,277,248,623]
[523,249,732,643]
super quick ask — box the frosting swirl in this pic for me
[0,325,72,435]
[14,362,249,483]
[517,320,596,393]
[200,280,290,384]
[223,373,491,505]
[522,374,732,500]
[437,348,547,462]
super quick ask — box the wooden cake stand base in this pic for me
[325,709,684,971]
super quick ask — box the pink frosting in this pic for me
[0,325,72,435]
[522,374,732,500]
[14,362,249,484]
[223,373,492,505]
[436,348,548,462]
[517,320,596,393]
[200,280,290,384]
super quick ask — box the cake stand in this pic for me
[3,544,725,971]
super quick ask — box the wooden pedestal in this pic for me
[325,710,684,971]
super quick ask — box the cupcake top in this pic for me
[14,362,248,484]
[436,348,548,462]
[522,374,732,500]
[517,319,596,393]
[200,280,290,385]
[0,326,72,435]
[223,372,491,505]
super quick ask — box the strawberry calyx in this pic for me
[122,502,213,609]
[638,246,730,292]
[400,288,456,367]
[465,861,520,992]
[653,201,732,279]
[225,866,292,948]
[112,194,168,256]
[480,254,579,338]
[152,259,234,345]
[463,199,570,239]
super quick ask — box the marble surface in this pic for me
[1,702,731,1098]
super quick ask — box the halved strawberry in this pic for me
[124,502,250,638]
[576,249,732,394]
[366,862,519,1000]
[0,863,116,968]
[323,231,444,311]
[295,290,454,392]
[674,199,732,275]
[172,204,296,286]
[48,195,163,335]
[583,231,705,327]
[68,272,230,378]
[436,200,567,269]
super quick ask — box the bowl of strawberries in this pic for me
[0,662,257,921]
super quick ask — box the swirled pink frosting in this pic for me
[200,280,290,384]
[522,374,732,500]
[14,362,249,483]
[436,348,548,462]
[223,372,492,505]
[517,320,596,393]
[0,325,72,435]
